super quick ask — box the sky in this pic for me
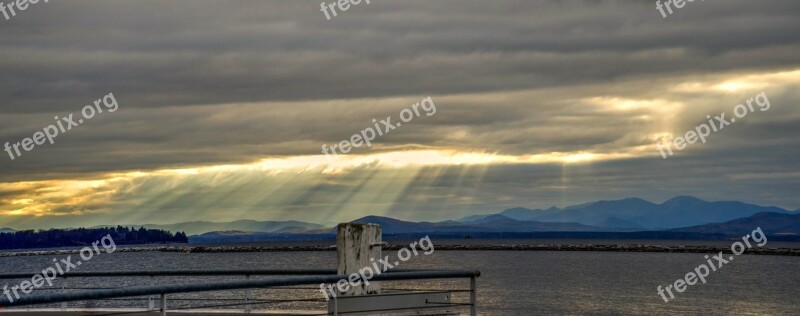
[1,0,799,229]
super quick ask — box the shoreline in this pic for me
[2,244,799,257]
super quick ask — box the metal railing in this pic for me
[0,269,480,315]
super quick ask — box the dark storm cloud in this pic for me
[1,0,799,227]
[2,0,800,112]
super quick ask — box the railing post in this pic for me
[244,275,251,313]
[160,293,167,316]
[60,277,67,311]
[333,293,338,316]
[148,276,155,310]
[337,223,382,296]
[470,276,477,316]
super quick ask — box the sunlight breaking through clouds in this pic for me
[1,67,799,228]
[0,149,632,223]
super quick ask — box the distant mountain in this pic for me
[190,210,800,243]
[472,214,518,224]
[352,216,460,233]
[271,226,323,234]
[673,212,800,235]
[473,215,608,232]
[0,228,15,233]
[96,220,323,235]
[594,217,647,230]
[458,213,496,223]
[193,215,607,243]
[500,207,557,221]
[352,215,606,234]
[176,197,800,243]
[458,207,556,222]
[458,196,791,230]
[530,197,664,229]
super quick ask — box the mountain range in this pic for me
[185,196,800,243]
[190,210,800,243]
[7,196,798,241]
[460,196,791,230]
[672,212,800,235]
[352,215,607,233]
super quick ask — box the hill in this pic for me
[351,215,606,234]
[0,226,188,250]
[459,196,790,230]
[94,220,323,235]
[672,212,800,236]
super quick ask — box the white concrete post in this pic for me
[244,275,251,313]
[336,223,382,296]
[160,293,167,316]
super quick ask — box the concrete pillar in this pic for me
[336,223,382,296]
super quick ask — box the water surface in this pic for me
[1,246,798,315]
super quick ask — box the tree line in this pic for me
[0,226,188,250]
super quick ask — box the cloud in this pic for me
[0,0,799,227]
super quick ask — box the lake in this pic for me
[1,242,798,315]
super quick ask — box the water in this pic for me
[1,245,798,315]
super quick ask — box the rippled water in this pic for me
[1,246,798,315]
